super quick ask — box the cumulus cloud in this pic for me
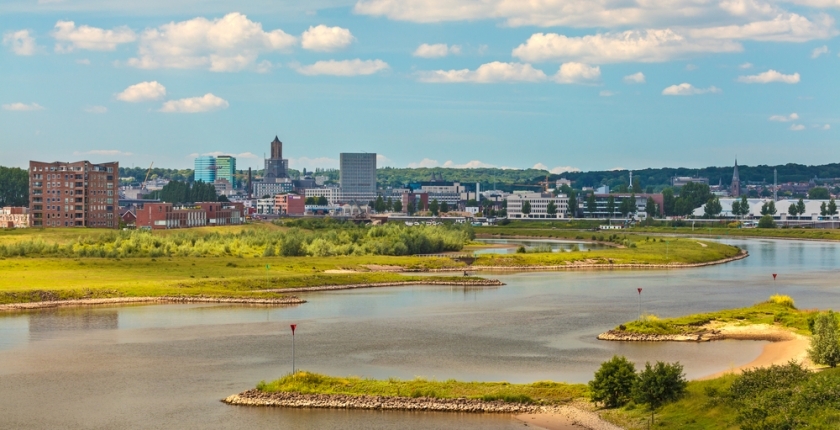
[769,112,799,122]
[201,151,259,159]
[512,30,742,64]
[116,81,166,102]
[127,13,296,72]
[442,160,495,168]
[623,72,646,84]
[688,13,837,42]
[76,58,91,65]
[159,93,229,113]
[552,62,600,84]
[407,158,440,168]
[2,102,44,111]
[811,45,829,58]
[789,124,805,131]
[376,154,393,166]
[822,124,831,130]
[417,61,546,83]
[739,62,753,69]
[52,21,136,52]
[295,59,389,76]
[301,25,355,52]
[73,149,133,156]
[84,105,108,113]
[534,163,582,174]
[413,43,461,58]
[3,30,37,55]
[737,69,800,83]
[661,83,722,95]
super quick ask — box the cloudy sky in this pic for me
[1,0,837,173]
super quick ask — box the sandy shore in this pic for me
[697,323,812,379]
[0,295,306,312]
[514,403,624,430]
[260,279,504,293]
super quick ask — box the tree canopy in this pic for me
[0,166,28,207]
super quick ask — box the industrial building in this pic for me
[28,160,119,228]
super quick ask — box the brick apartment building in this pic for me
[28,160,119,228]
[274,194,305,215]
[0,207,29,228]
[136,202,244,230]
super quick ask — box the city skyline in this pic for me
[2,1,838,172]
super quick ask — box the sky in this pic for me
[1,0,838,173]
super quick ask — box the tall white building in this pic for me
[339,153,376,203]
[507,192,569,219]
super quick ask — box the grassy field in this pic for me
[617,295,814,336]
[256,371,588,404]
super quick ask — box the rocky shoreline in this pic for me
[0,295,306,312]
[597,322,799,343]
[224,390,544,413]
[597,329,726,342]
[261,279,504,293]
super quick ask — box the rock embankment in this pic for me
[0,296,305,312]
[224,390,539,413]
[597,329,725,342]
[262,279,504,294]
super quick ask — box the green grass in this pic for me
[618,295,815,336]
[256,371,587,404]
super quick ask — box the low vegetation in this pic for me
[617,295,814,336]
[256,371,587,404]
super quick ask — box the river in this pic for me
[1,238,839,429]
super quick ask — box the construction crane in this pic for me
[141,162,154,191]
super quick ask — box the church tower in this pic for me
[730,159,741,197]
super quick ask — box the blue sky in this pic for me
[1,0,837,173]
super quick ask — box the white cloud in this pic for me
[73,149,133,156]
[418,61,546,83]
[301,25,355,52]
[201,151,259,159]
[2,102,44,111]
[159,93,229,113]
[739,62,753,69]
[623,72,646,84]
[533,163,549,170]
[685,63,698,70]
[127,13,296,72]
[116,81,166,102]
[608,167,626,171]
[789,124,805,131]
[295,59,389,76]
[553,62,600,84]
[52,20,136,52]
[737,69,800,83]
[76,58,90,65]
[661,83,722,95]
[376,154,393,166]
[442,160,495,168]
[811,45,829,58]
[769,112,799,122]
[3,30,37,55]
[688,13,837,42]
[407,158,440,168]
[822,124,831,130]
[599,90,617,96]
[84,105,108,113]
[512,30,742,64]
[534,163,582,174]
[287,156,340,169]
[413,43,461,58]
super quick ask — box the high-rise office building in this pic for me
[215,155,236,186]
[194,156,216,183]
[339,153,377,203]
[28,160,119,228]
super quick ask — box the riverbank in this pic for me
[261,278,503,293]
[0,295,306,311]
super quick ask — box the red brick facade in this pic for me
[136,202,244,230]
[29,160,119,228]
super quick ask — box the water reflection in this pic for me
[475,238,606,254]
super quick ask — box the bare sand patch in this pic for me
[698,323,812,379]
[324,269,359,274]
[514,403,624,430]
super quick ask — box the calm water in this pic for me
[474,238,607,254]
[1,238,839,429]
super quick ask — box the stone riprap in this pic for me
[0,295,305,312]
[262,279,503,293]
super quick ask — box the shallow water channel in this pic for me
[1,238,840,429]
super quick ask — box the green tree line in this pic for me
[145,181,225,203]
[0,166,28,207]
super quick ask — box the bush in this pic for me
[809,311,840,368]
[589,356,637,408]
[634,361,687,425]
[758,215,776,229]
[768,294,795,309]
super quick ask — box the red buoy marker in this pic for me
[290,324,297,374]
[637,288,643,320]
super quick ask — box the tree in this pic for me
[589,356,637,408]
[809,187,830,200]
[0,166,28,207]
[739,195,749,217]
[731,200,742,218]
[440,201,449,213]
[587,193,597,218]
[316,196,328,206]
[305,197,316,205]
[645,197,657,218]
[466,199,479,207]
[829,199,838,216]
[788,203,798,218]
[567,191,577,218]
[758,215,776,228]
[678,182,713,210]
[386,197,393,212]
[808,311,840,368]
[406,201,416,215]
[662,188,675,216]
[374,195,386,213]
[796,198,806,218]
[546,200,557,216]
[393,199,403,213]
[704,197,722,218]
[606,195,616,218]
[632,177,642,193]
[821,202,828,217]
[760,201,777,216]
[634,361,687,425]
[521,201,531,215]
[429,199,439,216]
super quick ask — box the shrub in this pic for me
[768,294,795,309]
[758,215,776,229]
[589,356,637,408]
[809,311,840,368]
[634,361,687,425]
